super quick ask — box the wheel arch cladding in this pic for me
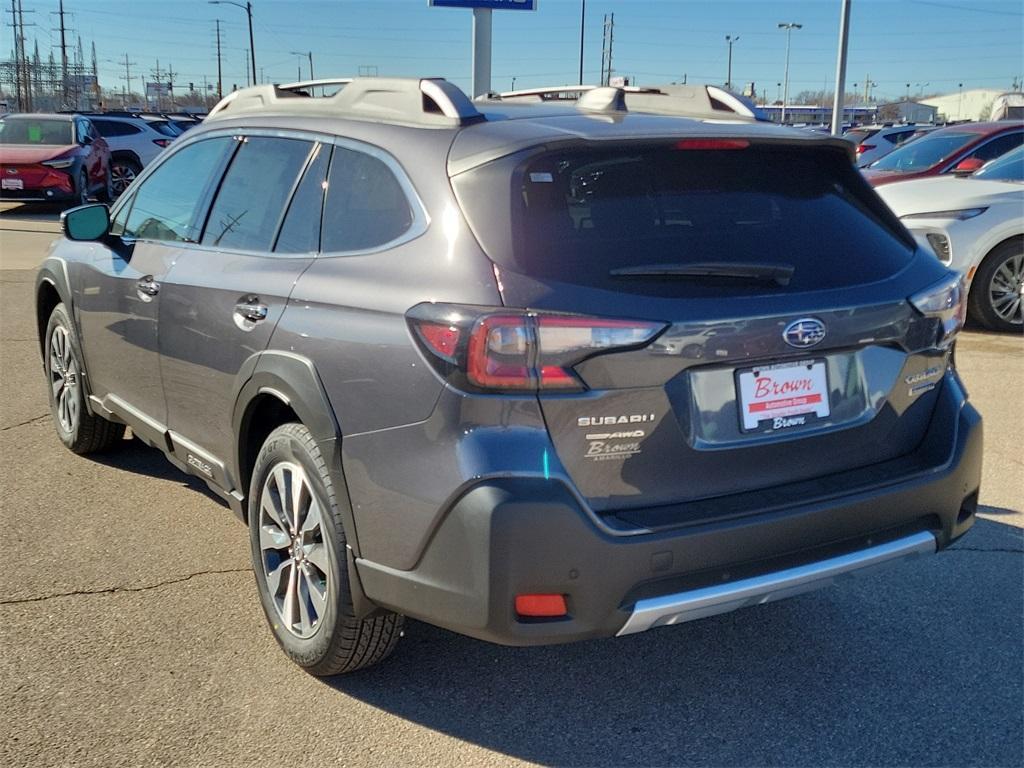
[232,351,342,521]
[36,278,64,360]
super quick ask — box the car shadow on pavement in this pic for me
[85,434,230,508]
[327,516,1022,767]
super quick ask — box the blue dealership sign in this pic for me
[429,0,537,10]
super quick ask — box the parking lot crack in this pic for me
[950,546,1023,555]
[0,567,253,606]
[0,413,49,431]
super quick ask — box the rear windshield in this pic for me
[458,143,913,295]
[845,129,878,145]
[868,131,974,171]
[0,117,73,145]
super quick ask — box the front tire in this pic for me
[44,303,125,454]
[248,423,403,675]
[968,240,1023,332]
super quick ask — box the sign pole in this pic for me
[471,7,492,97]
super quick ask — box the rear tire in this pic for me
[248,422,403,675]
[968,240,1023,332]
[44,303,125,454]
[110,157,140,197]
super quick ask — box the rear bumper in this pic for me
[355,373,982,645]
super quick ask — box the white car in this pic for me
[845,124,936,168]
[87,115,179,196]
[876,147,1023,331]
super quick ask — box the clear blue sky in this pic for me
[10,0,1024,102]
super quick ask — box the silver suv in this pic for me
[37,78,982,675]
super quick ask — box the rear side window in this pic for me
[203,136,314,252]
[93,120,141,137]
[275,143,331,254]
[321,147,413,252]
[122,137,234,243]
[457,143,915,296]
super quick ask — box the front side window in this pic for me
[963,131,1024,164]
[123,137,234,243]
[202,136,315,252]
[321,147,413,252]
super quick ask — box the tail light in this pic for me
[856,143,875,154]
[909,272,966,349]
[153,139,171,147]
[407,303,666,393]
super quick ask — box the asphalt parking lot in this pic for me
[0,202,1021,768]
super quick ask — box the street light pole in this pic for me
[830,0,851,136]
[291,50,313,81]
[725,35,739,91]
[578,0,585,86]
[778,22,802,124]
[209,0,256,87]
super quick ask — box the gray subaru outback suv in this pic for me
[36,78,982,675]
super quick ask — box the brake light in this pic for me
[856,143,875,154]
[408,304,665,393]
[909,272,966,349]
[153,139,171,147]
[673,138,749,151]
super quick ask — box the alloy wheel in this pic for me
[258,461,331,638]
[988,252,1023,326]
[110,163,136,196]
[49,325,79,433]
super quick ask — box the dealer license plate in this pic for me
[737,359,830,432]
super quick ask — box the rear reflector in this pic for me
[515,594,567,618]
[673,138,749,151]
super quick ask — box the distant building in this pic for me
[876,100,938,123]
[921,89,1020,122]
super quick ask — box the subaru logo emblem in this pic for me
[783,318,826,348]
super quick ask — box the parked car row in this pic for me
[0,110,205,204]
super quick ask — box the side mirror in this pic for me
[952,157,984,175]
[62,204,110,241]
[80,133,93,146]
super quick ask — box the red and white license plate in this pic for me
[737,359,830,431]
[1,178,24,190]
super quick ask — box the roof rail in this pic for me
[206,77,483,127]
[486,83,760,122]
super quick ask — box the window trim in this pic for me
[107,125,429,259]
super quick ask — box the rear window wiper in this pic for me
[609,261,794,286]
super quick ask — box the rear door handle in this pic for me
[136,276,160,300]
[233,298,269,326]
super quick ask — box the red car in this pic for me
[862,121,1024,187]
[0,113,112,206]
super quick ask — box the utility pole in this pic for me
[215,19,223,100]
[7,0,23,111]
[778,22,802,124]
[119,52,135,108]
[830,0,851,136]
[725,35,739,91]
[958,82,964,120]
[57,0,68,106]
[151,59,164,110]
[600,13,614,86]
[577,0,585,85]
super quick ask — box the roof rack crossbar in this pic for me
[206,77,483,127]
[486,82,759,122]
